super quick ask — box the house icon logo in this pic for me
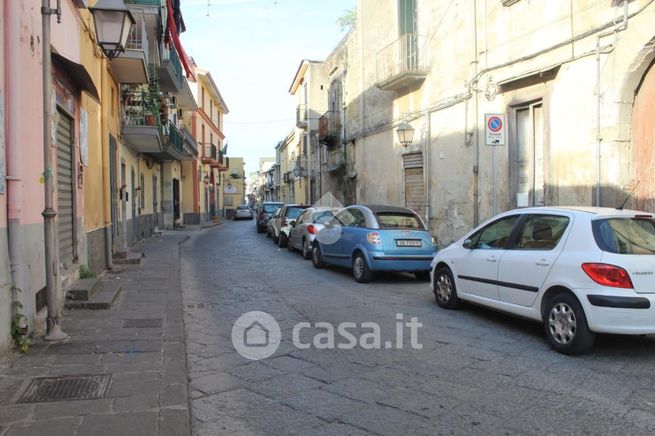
[231,311,281,360]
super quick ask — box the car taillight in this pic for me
[307,224,317,234]
[581,263,633,289]
[367,232,382,245]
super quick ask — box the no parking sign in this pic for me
[485,113,506,146]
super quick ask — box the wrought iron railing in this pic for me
[163,45,184,85]
[121,87,161,129]
[124,0,161,6]
[204,144,217,161]
[376,33,428,84]
[318,110,340,145]
[181,126,197,153]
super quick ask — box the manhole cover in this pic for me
[123,318,162,328]
[18,374,112,403]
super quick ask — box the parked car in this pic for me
[288,207,341,259]
[312,205,437,283]
[266,208,281,238]
[271,204,310,247]
[256,202,283,233]
[430,206,655,355]
[234,205,254,220]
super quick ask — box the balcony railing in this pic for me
[181,126,197,154]
[376,33,429,91]
[162,44,184,87]
[296,104,307,129]
[318,110,340,146]
[124,0,161,6]
[126,12,149,55]
[204,144,217,161]
[121,87,161,129]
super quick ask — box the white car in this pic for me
[430,206,655,355]
[234,205,253,220]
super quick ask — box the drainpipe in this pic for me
[595,0,628,207]
[472,0,480,226]
[423,111,431,230]
[101,65,113,270]
[41,0,68,342]
[6,0,27,325]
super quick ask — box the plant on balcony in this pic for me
[230,170,240,179]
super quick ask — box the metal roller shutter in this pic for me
[403,152,424,217]
[56,110,75,267]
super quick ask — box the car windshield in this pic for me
[593,217,655,255]
[286,207,307,219]
[263,204,281,213]
[375,212,424,230]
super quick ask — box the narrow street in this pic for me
[181,221,655,436]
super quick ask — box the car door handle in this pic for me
[536,260,550,267]
[486,256,496,263]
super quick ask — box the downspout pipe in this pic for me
[41,0,68,342]
[424,111,431,230]
[6,0,26,324]
[101,65,113,270]
[595,0,629,207]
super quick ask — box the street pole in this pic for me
[41,0,68,342]
[423,111,431,230]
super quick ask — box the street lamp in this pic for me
[89,0,135,59]
[396,120,415,147]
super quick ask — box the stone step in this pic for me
[113,252,142,265]
[113,248,130,259]
[64,281,122,310]
[65,278,101,301]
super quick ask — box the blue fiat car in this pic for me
[311,205,437,283]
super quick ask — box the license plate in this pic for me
[396,239,422,247]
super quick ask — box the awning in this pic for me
[52,52,100,103]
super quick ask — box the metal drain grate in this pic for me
[123,318,162,328]
[18,374,112,403]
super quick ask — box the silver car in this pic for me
[234,205,253,220]
[288,207,340,259]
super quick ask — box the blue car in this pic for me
[311,205,437,283]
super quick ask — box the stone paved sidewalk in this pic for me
[0,232,193,436]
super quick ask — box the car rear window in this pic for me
[263,204,281,213]
[593,218,655,255]
[237,206,249,210]
[286,207,308,219]
[375,212,424,230]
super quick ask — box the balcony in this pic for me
[146,121,196,161]
[296,104,307,129]
[318,110,340,146]
[376,33,429,91]
[159,44,184,93]
[110,13,149,84]
[121,87,163,154]
[201,144,220,167]
[181,126,197,155]
[326,150,345,173]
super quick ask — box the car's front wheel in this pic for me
[278,232,288,248]
[434,267,461,309]
[352,253,372,283]
[544,292,595,355]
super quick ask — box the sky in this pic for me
[179,0,356,175]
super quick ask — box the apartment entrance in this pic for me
[403,152,424,218]
[56,108,76,269]
[632,60,655,211]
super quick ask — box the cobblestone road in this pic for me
[181,220,655,436]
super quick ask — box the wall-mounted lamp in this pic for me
[396,120,415,148]
[89,0,135,59]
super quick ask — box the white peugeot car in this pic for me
[430,207,655,355]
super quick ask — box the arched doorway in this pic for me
[632,59,655,212]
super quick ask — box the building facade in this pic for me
[293,0,655,247]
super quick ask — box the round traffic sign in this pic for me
[488,116,503,133]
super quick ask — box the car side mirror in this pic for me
[290,220,296,227]
[463,239,473,250]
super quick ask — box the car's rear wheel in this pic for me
[278,232,287,248]
[312,244,325,269]
[353,253,372,283]
[434,267,461,309]
[302,238,311,260]
[414,271,430,282]
[544,292,595,355]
